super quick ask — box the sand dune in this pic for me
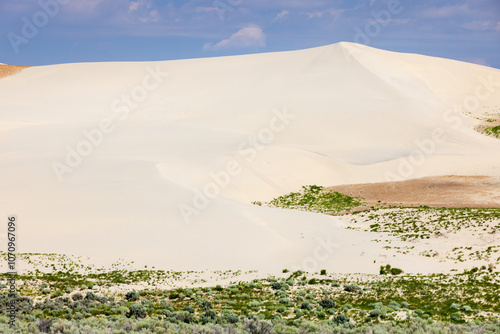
[1,43,499,275]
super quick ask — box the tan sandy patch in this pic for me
[328,175,500,209]
[0,64,29,79]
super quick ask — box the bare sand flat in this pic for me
[329,175,500,209]
[0,64,29,79]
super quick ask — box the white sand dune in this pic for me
[1,43,500,275]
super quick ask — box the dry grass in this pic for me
[0,64,29,79]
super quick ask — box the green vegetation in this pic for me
[252,185,364,214]
[1,268,500,329]
[482,125,500,138]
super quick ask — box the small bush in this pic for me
[71,293,83,301]
[126,304,146,318]
[319,298,335,309]
[50,291,63,299]
[344,284,361,292]
[390,268,404,275]
[183,306,195,314]
[199,299,213,312]
[125,291,138,302]
[301,302,314,311]
[335,313,350,324]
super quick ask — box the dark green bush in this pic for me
[125,291,138,302]
[126,304,146,319]
[301,302,314,311]
[334,313,350,324]
[198,299,213,312]
[320,298,335,309]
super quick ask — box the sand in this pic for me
[328,175,500,209]
[0,43,499,278]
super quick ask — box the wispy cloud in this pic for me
[462,20,498,31]
[203,25,266,51]
[273,10,289,22]
[127,0,160,23]
[422,4,469,18]
[307,8,344,20]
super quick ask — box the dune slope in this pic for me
[1,43,500,274]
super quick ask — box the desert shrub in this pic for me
[369,309,382,318]
[51,291,63,299]
[199,299,213,312]
[319,298,335,309]
[320,269,327,275]
[201,310,217,324]
[125,291,139,302]
[271,282,288,290]
[331,282,341,287]
[36,318,52,333]
[461,305,472,312]
[279,298,291,304]
[301,302,314,311]
[343,284,361,292]
[85,292,98,301]
[451,303,460,310]
[183,306,195,313]
[388,301,401,311]
[275,290,288,298]
[390,268,404,275]
[276,306,287,314]
[224,313,239,323]
[327,308,336,315]
[126,304,146,319]
[174,311,198,324]
[42,288,51,295]
[317,311,326,319]
[248,301,260,308]
[334,313,350,324]
[65,287,72,294]
[71,293,83,301]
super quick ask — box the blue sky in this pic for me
[1,0,499,68]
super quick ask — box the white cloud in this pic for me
[370,0,376,6]
[273,10,289,22]
[496,22,500,32]
[462,21,496,31]
[129,1,141,12]
[126,0,160,23]
[204,25,266,51]
[307,8,344,20]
